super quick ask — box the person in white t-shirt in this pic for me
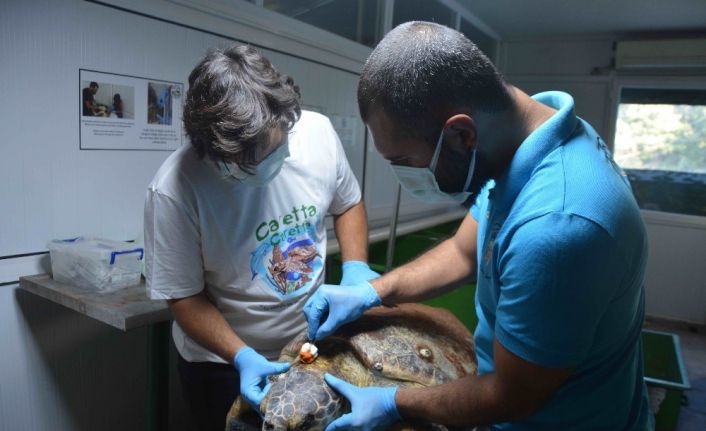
[143,45,378,431]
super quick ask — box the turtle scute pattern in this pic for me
[264,366,345,430]
[226,303,477,431]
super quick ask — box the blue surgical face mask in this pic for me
[221,135,290,186]
[390,129,476,204]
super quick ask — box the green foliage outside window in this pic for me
[614,101,706,217]
[615,104,706,173]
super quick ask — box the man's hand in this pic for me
[304,282,381,341]
[324,374,401,431]
[340,261,380,286]
[233,347,291,413]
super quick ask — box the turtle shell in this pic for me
[227,303,477,431]
[282,303,476,385]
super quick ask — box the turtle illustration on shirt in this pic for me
[268,243,321,294]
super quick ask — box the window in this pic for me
[392,0,455,28]
[613,88,706,217]
[460,18,496,61]
[256,0,497,56]
[264,0,381,47]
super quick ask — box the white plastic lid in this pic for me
[47,237,144,263]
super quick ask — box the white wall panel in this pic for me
[642,213,706,325]
[1,0,183,256]
[0,284,154,430]
[0,0,367,258]
[506,77,613,140]
[500,39,614,76]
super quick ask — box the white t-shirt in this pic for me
[144,111,361,362]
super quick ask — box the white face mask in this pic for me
[221,135,290,186]
[390,129,476,204]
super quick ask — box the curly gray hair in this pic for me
[183,45,301,171]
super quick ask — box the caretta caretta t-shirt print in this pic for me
[145,111,361,362]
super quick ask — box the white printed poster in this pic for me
[329,114,360,152]
[79,69,183,150]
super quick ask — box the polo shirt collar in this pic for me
[491,91,579,212]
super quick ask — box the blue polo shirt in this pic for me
[471,92,652,430]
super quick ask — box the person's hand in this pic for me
[304,282,381,341]
[340,261,380,286]
[233,347,291,413]
[323,373,401,431]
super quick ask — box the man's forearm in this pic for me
[373,236,475,303]
[397,374,508,427]
[397,370,545,426]
[168,292,245,362]
[371,214,477,303]
[333,200,369,262]
[397,337,572,427]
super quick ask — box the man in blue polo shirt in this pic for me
[303,21,652,431]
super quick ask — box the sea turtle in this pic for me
[226,303,477,431]
[268,244,321,293]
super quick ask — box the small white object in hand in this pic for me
[299,342,319,363]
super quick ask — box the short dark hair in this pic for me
[90,81,99,88]
[183,45,301,167]
[358,21,512,142]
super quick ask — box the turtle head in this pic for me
[261,366,346,431]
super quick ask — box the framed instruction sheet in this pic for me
[79,69,183,150]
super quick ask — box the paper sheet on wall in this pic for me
[329,114,360,153]
[79,69,183,150]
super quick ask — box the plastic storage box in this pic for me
[47,237,144,291]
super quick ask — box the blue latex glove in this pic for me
[233,347,291,413]
[324,373,401,431]
[304,282,381,341]
[340,261,380,286]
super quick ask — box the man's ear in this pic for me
[444,114,477,151]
